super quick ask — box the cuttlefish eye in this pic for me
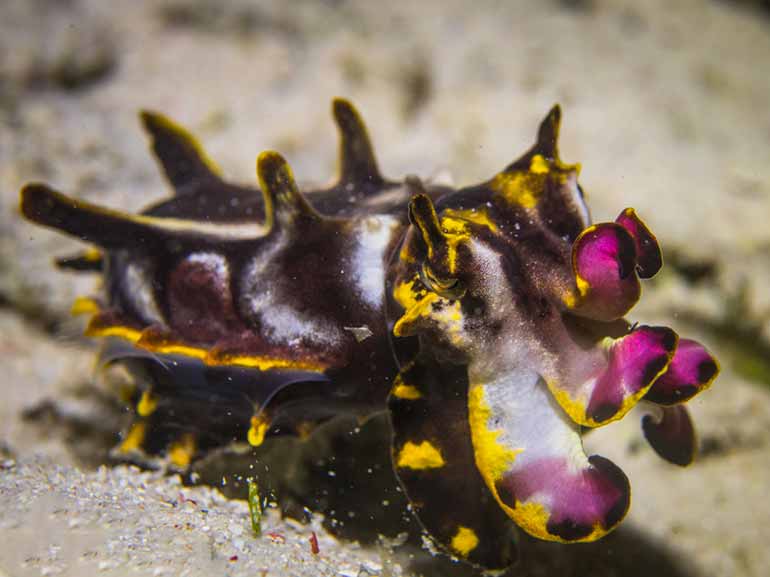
[420,262,466,300]
[405,177,469,301]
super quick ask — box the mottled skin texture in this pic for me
[20,100,718,571]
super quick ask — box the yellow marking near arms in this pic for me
[392,276,440,337]
[450,526,479,556]
[393,292,438,337]
[576,274,590,297]
[392,276,422,308]
[248,416,269,447]
[467,385,520,483]
[468,384,609,542]
[562,290,578,309]
[547,385,589,426]
[562,272,591,310]
[396,441,445,469]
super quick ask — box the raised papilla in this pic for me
[20,99,719,570]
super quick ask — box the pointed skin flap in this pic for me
[534,104,561,160]
[256,151,321,230]
[140,110,223,193]
[332,98,383,186]
[20,183,179,250]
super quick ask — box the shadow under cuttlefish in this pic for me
[22,397,699,577]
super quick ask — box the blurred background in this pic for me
[1,1,769,576]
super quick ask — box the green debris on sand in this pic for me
[247,478,262,537]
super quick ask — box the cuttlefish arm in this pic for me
[468,369,630,543]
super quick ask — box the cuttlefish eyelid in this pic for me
[256,151,321,231]
[139,109,223,192]
[407,188,446,257]
[420,263,465,300]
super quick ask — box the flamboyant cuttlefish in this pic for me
[20,99,718,570]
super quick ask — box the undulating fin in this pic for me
[140,110,223,193]
[644,338,719,405]
[641,404,696,466]
[389,354,518,570]
[256,151,321,230]
[100,341,332,464]
[468,370,630,543]
[332,98,384,187]
[407,184,446,259]
[55,248,103,272]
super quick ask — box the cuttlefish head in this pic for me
[387,107,719,553]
